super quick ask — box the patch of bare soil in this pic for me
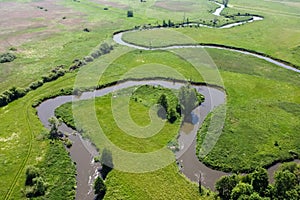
[0,0,86,52]
[154,1,195,12]
[91,0,129,10]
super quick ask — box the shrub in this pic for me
[9,47,17,51]
[29,80,43,90]
[167,109,178,123]
[25,177,46,197]
[99,43,113,54]
[91,50,101,59]
[65,139,73,148]
[94,176,106,195]
[84,56,94,62]
[127,10,133,17]
[0,52,16,63]
[25,166,40,186]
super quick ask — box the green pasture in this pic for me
[0,0,300,199]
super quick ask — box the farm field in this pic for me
[0,0,299,199]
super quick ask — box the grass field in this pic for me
[75,47,300,174]
[1,0,300,199]
[122,0,300,67]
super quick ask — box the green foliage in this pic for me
[231,182,253,200]
[64,138,73,148]
[179,84,204,122]
[157,94,168,112]
[127,10,133,17]
[215,174,239,199]
[26,177,46,197]
[48,116,62,139]
[216,163,300,199]
[24,166,47,198]
[0,52,16,63]
[42,69,65,83]
[94,176,106,196]
[0,87,27,106]
[29,80,44,90]
[274,170,297,198]
[25,166,40,186]
[84,56,94,62]
[251,168,269,196]
[167,108,178,123]
[37,141,76,199]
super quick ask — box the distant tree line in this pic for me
[0,42,114,108]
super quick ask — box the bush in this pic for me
[65,139,73,148]
[127,10,133,17]
[29,80,43,90]
[0,52,16,63]
[84,56,94,62]
[0,86,27,107]
[99,43,113,54]
[25,177,46,197]
[167,109,178,123]
[91,50,101,59]
[94,176,106,195]
[25,166,40,186]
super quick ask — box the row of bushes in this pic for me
[69,42,113,71]
[0,65,66,107]
[0,42,114,107]
[0,40,115,108]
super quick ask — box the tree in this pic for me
[251,168,269,196]
[274,170,297,198]
[48,116,62,139]
[157,94,168,119]
[157,94,168,111]
[94,176,106,196]
[32,177,46,196]
[223,0,229,7]
[25,166,40,186]
[231,182,253,200]
[162,20,167,27]
[178,84,202,122]
[99,43,112,54]
[167,109,177,123]
[127,10,133,17]
[216,174,239,200]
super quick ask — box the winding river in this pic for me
[36,2,300,200]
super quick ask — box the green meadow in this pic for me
[0,0,299,199]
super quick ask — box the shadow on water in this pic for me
[99,148,114,180]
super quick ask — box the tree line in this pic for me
[215,162,300,199]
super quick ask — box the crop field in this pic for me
[0,0,299,199]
